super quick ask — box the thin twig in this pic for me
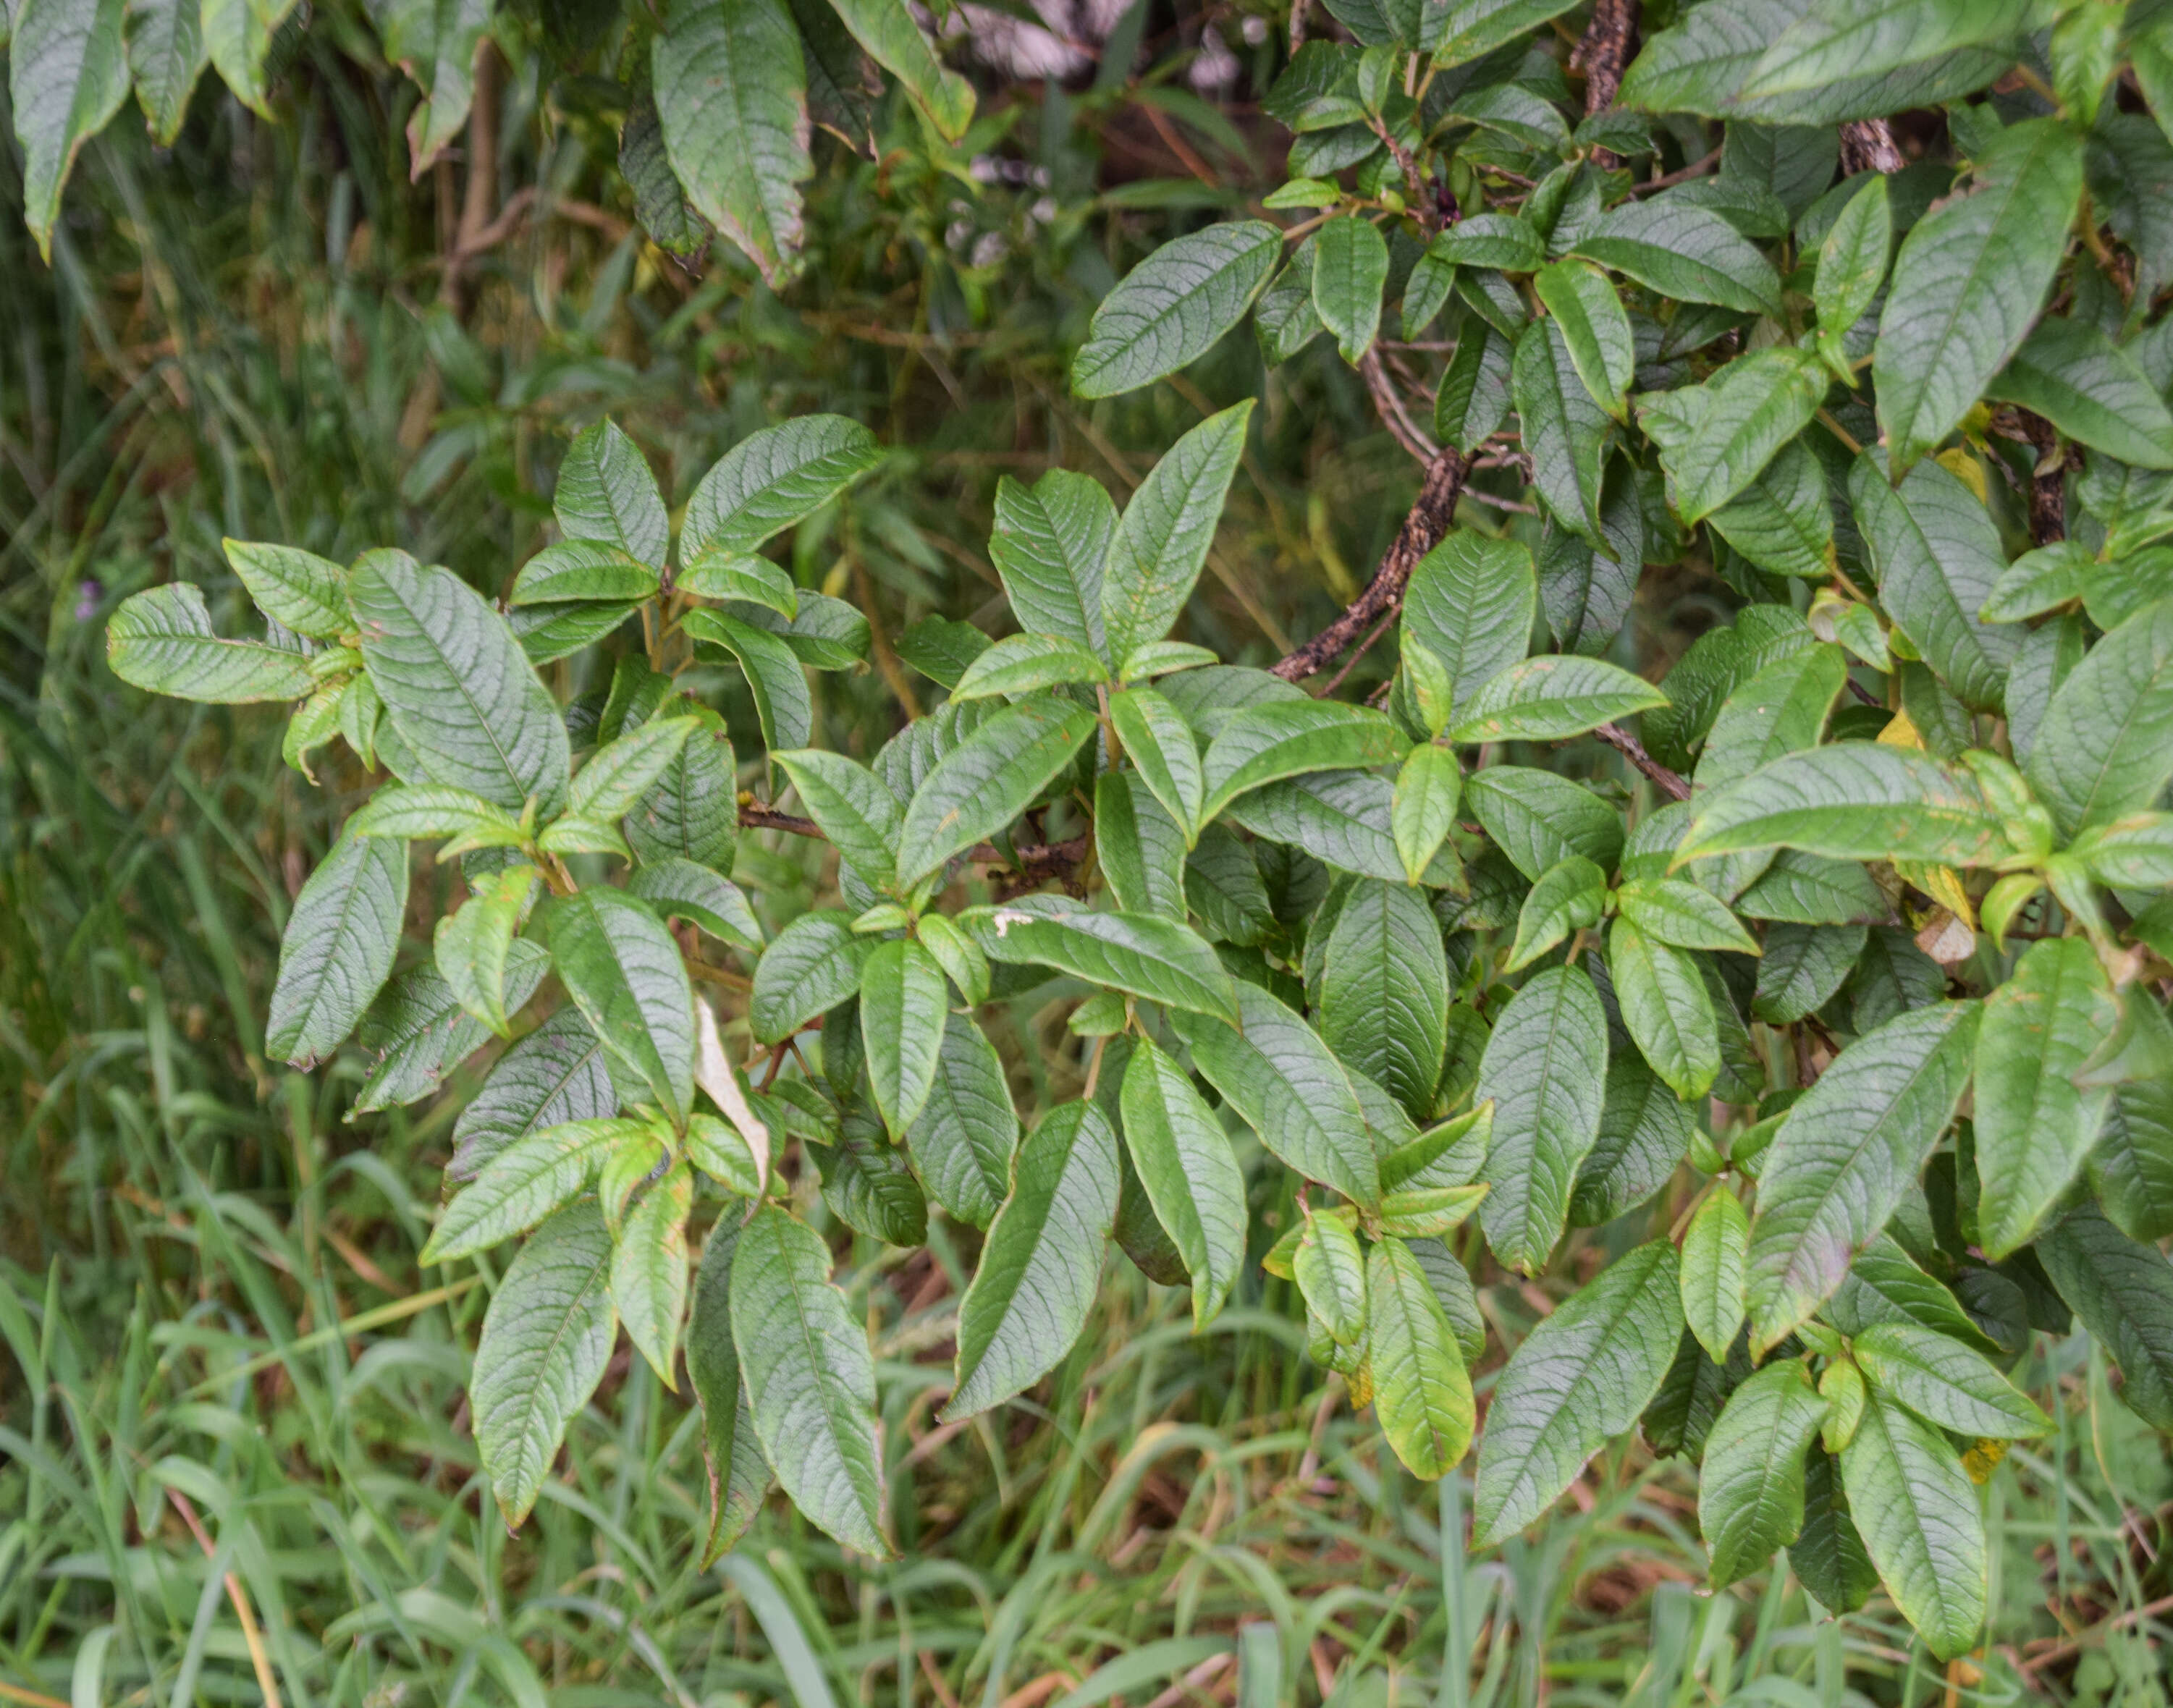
[167,1490,285,1708]
[1595,722,1690,800]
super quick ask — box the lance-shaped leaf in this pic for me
[1094,772,1186,919]
[1202,699,1408,824]
[1707,439,1836,580]
[1435,318,1516,453]
[1401,531,1537,719]
[1111,686,1204,840]
[551,889,696,1125]
[1700,1361,1828,1589]
[2025,599,2173,837]
[1642,347,1828,525]
[434,863,539,1036]
[1120,1039,1245,1329]
[683,609,811,753]
[1839,1390,1987,1662]
[223,539,353,638]
[1852,1320,2051,1439]
[908,1010,1017,1228]
[990,470,1113,656]
[1393,743,1463,887]
[1514,317,1611,546]
[1433,0,1579,67]
[653,0,811,285]
[775,748,903,891]
[683,416,882,561]
[1571,1055,1694,1227]
[1071,223,1280,399]
[570,718,697,824]
[730,1204,889,1555]
[1507,855,1606,972]
[1370,1237,1476,1479]
[1313,215,1389,367]
[1466,765,1624,881]
[554,418,669,566]
[1477,965,1608,1274]
[1535,260,1633,422]
[1677,745,2009,867]
[824,0,971,139]
[106,583,316,703]
[1472,1240,1683,1546]
[1987,316,2173,470]
[1695,644,1847,794]
[1752,923,1865,1023]
[1293,1207,1367,1345]
[951,633,1108,701]
[1173,981,1380,1206]
[1681,1188,1750,1364]
[944,1100,1121,1419]
[612,1159,691,1386]
[267,831,410,1068]
[1101,402,1253,669]
[751,910,872,1042]
[973,897,1240,1023]
[1320,878,1449,1120]
[1570,199,1784,317]
[510,542,660,606]
[12,0,131,257]
[858,937,948,1137]
[1735,0,2031,119]
[688,1227,772,1564]
[1873,119,2083,474]
[126,0,208,145]
[1446,655,1666,745]
[1814,173,1890,344]
[1615,878,1760,955]
[1609,916,1719,1101]
[1974,937,2119,1259]
[2037,1204,2173,1431]
[1744,1002,1980,1351]
[431,1117,641,1263]
[472,1201,617,1528]
[627,703,738,872]
[628,859,763,952]
[350,551,571,819]
[895,696,1099,887]
[452,1007,617,1182]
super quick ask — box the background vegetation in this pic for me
[3,4,2169,1705]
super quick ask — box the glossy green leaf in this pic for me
[510,541,661,606]
[2035,1203,2173,1432]
[858,938,948,1137]
[1202,698,1407,825]
[1432,0,1578,66]
[990,470,1115,657]
[12,0,130,257]
[434,863,538,1036]
[1642,347,1828,525]
[224,538,353,638]
[1320,878,1449,1120]
[1466,765,1624,881]
[1571,199,1784,317]
[908,1010,1018,1228]
[1813,173,1891,344]
[1514,316,1610,546]
[1678,744,2009,866]
[683,417,881,563]
[1852,1319,2050,1438]
[612,1159,691,1386]
[1112,685,1205,840]
[1293,1206,1367,1345]
[824,0,970,138]
[1608,916,1719,1101]
[1988,316,2173,470]
[1752,923,1865,1023]
[1477,965,1608,1274]
[1700,1361,1827,1589]
[1616,877,1760,955]
[895,695,1098,887]
[688,1227,772,1564]
[1680,1188,1750,1362]
[1392,743,1463,887]
[1534,260,1633,422]
[1312,215,1389,366]
[1571,1055,1695,1227]
[775,748,903,891]
[751,910,873,1043]
[554,419,668,566]
[1401,531,1538,720]
[1446,654,1666,745]
[1506,854,1605,972]
[1695,644,1847,794]
[125,0,208,145]
[974,896,1239,1022]
[2025,599,2173,836]
[1435,318,1516,453]
[951,633,1107,701]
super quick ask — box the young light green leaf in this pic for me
[1695,643,1848,794]
[471,1201,617,1529]
[1838,1390,1987,1663]
[895,695,1099,887]
[688,1227,772,1565]
[1680,1188,1750,1363]
[2025,599,2173,837]
[1514,316,1611,546]
[1814,173,1891,345]
[612,1159,691,1387]
[106,583,316,703]
[1700,1361,1828,1589]
[1615,878,1761,955]
[682,609,811,753]
[775,748,903,891]
[1571,199,1784,317]
[907,1010,1018,1228]
[570,717,697,824]
[1974,936,2119,1259]
[1608,916,1719,1102]
[1293,1206,1368,1346]
[1312,214,1390,367]
[509,541,660,606]
[1111,685,1204,840]
[1534,260,1632,422]
[974,897,1240,1023]
[951,633,1108,701]
[1392,743,1463,887]
[858,937,948,1137]
[1472,1240,1683,1546]
[1851,1320,2050,1439]
[1745,1002,1980,1350]
[1320,878,1450,1120]
[434,863,538,1036]
[1071,224,1282,399]
[551,888,696,1125]
[990,470,1114,656]
[267,830,410,1068]
[1369,1237,1476,1479]
[1477,965,1608,1274]
[1677,745,2009,867]
[945,1100,1121,1419]
[652,0,811,286]
[1506,854,1605,972]
[730,1204,889,1555]
[1101,402,1253,669]
[1446,654,1666,745]
[1874,119,2084,474]
[554,418,668,566]
[1120,1038,1244,1330]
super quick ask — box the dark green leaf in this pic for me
[1072,224,1282,398]
[1477,964,1608,1274]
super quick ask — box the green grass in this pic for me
[3,57,2171,1708]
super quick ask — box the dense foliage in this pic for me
[13,0,2173,1694]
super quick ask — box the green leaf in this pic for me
[1737,0,2033,125]
[551,889,696,1125]
[554,419,669,566]
[653,0,811,285]
[1472,1240,1683,1546]
[1642,347,1828,525]
[1695,644,1848,794]
[811,1120,927,1246]
[1616,878,1760,955]
[125,0,207,145]
[1101,403,1253,669]
[1401,531,1537,722]
[1617,0,1786,114]
[570,719,696,826]
[223,539,353,638]
[1852,1319,2050,1438]
[1369,1238,1476,1479]
[1477,965,1608,1274]
[1752,923,1865,1023]
[1435,319,1516,453]
[1432,0,1578,66]
[11,0,130,258]
[945,1101,1121,1419]
[991,470,1115,656]
[1572,1055,1695,1227]
[1172,981,1380,1206]
[2035,1203,2173,1432]
[1974,937,2119,1259]
[1094,771,1188,920]
[1201,699,1407,823]
[1224,772,1441,887]
[1734,850,1886,925]
[895,695,1099,888]
[775,748,903,892]
[1571,200,1784,317]
[1312,215,1390,366]
[1293,1206,1368,1345]
[1986,317,2173,470]
[683,416,881,561]
[688,1227,772,1565]
[1838,1390,1986,1662]
[1847,453,2018,712]
[628,861,761,954]
[1792,1444,1881,1615]
[678,549,798,617]
[1534,261,1632,421]
[1706,439,1837,580]
[471,1201,617,1528]
[823,0,970,138]
[1446,655,1666,745]
[1873,119,2084,473]
[751,910,872,1044]
[266,831,410,1068]
[1392,743,1463,887]
[1700,1361,1827,1589]
[1319,879,1450,1120]
[682,609,812,753]
[350,551,572,819]
[2025,599,2173,836]
[1608,916,1720,1101]
[351,949,549,1115]
[1678,745,2009,866]
[1071,224,1281,399]
[907,1011,1018,1228]
[858,938,948,1137]
[1119,1039,1244,1329]
[1744,1002,1980,1351]
[1466,765,1624,880]
[1506,855,1605,972]
[1814,173,1891,345]
[973,897,1240,1023]
[380,0,492,170]
[952,633,1108,701]
[1514,317,1611,546]
[627,703,738,873]
[1111,686,1204,840]
[434,863,538,1036]
[106,583,316,703]
[611,1159,691,1386]
[1680,1189,1750,1363]
[509,541,661,606]
[2087,1080,2173,1243]
[730,1204,889,1554]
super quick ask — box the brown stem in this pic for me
[1270,445,1469,683]
[1594,722,1690,801]
[737,800,1089,883]
[1571,0,1640,165]
[1839,119,1904,175]
[2017,408,2069,546]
